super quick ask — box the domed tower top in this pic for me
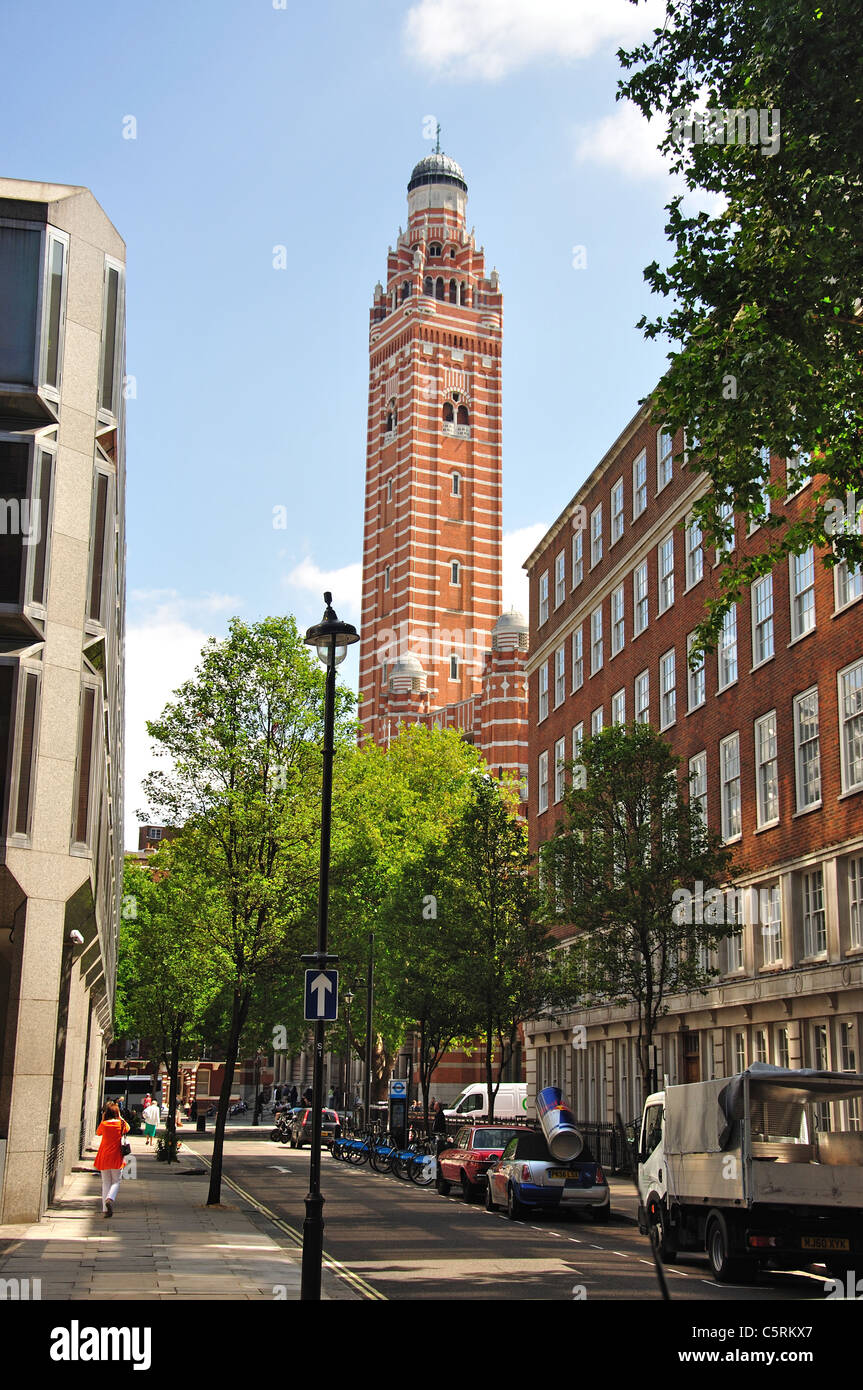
[491,608,529,652]
[406,129,468,221]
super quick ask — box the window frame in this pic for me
[793,686,821,812]
[659,648,676,730]
[539,570,549,626]
[554,737,566,803]
[39,227,70,400]
[634,669,649,725]
[571,530,583,589]
[611,478,624,544]
[633,560,648,636]
[571,625,583,692]
[685,512,703,589]
[656,428,674,492]
[657,533,675,614]
[789,547,816,640]
[717,605,738,691]
[632,449,648,518]
[554,645,566,708]
[687,631,705,711]
[720,731,742,842]
[590,605,603,675]
[537,750,549,814]
[590,504,603,569]
[751,573,775,668]
[611,583,625,657]
[838,658,863,795]
[97,254,125,422]
[538,661,549,722]
[754,709,780,829]
[554,550,566,608]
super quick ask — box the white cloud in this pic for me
[502,522,548,615]
[284,557,362,618]
[404,0,665,81]
[124,591,238,850]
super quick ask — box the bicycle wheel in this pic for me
[370,1139,396,1173]
[409,1149,437,1187]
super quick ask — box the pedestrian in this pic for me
[142,1098,160,1147]
[190,1098,198,1121]
[432,1100,448,1154]
[288,1085,298,1107]
[303,1087,313,1106]
[94,1101,129,1218]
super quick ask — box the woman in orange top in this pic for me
[94,1101,130,1218]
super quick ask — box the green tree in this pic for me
[116,852,219,1151]
[618,0,863,650]
[540,724,737,1104]
[142,615,354,1204]
[439,774,570,1124]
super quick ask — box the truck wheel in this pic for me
[707,1214,751,1283]
[648,1198,677,1260]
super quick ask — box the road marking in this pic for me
[195,1152,386,1302]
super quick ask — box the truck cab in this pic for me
[636,1092,673,1258]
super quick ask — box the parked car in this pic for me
[290,1108,341,1149]
[486,1129,610,1222]
[436,1125,524,1202]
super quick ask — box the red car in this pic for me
[436,1125,524,1202]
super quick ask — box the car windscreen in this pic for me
[515,1132,553,1162]
[473,1129,520,1149]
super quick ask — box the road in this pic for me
[183,1126,831,1302]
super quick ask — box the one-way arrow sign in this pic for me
[304,968,338,1021]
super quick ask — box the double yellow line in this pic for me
[196,1154,386,1302]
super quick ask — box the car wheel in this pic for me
[507,1185,525,1221]
[591,1200,611,1224]
[435,1173,451,1196]
[460,1171,478,1203]
[485,1182,498,1212]
[647,1197,677,1260]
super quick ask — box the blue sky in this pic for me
[2,0,688,844]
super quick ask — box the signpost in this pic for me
[304,969,338,1022]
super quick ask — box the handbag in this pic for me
[119,1119,131,1158]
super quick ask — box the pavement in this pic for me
[0,1122,314,1301]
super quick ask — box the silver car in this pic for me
[486,1129,610,1221]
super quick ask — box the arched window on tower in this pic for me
[435,278,444,300]
[428,243,442,258]
[451,471,461,497]
[402,281,410,301]
[456,405,469,427]
[450,559,460,584]
[384,398,397,440]
[449,280,458,304]
[442,402,454,434]
[424,277,433,296]
[450,654,458,680]
[459,282,467,305]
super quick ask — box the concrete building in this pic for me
[0,179,126,1221]
[523,401,863,1126]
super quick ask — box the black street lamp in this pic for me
[301,592,359,1302]
[342,988,355,1111]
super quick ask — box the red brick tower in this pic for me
[359,147,504,745]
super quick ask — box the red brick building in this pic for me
[524,400,863,1124]
[357,149,530,1096]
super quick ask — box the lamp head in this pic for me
[304,591,360,666]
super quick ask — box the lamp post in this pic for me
[343,988,355,1111]
[302,592,359,1302]
[364,931,375,1128]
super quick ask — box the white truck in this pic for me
[636,1063,863,1282]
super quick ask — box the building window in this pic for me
[841,1021,858,1072]
[689,751,707,830]
[790,548,816,639]
[760,884,782,965]
[755,711,779,828]
[633,560,648,635]
[554,550,565,608]
[554,645,566,707]
[611,479,624,543]
[451,471,460,496]
[734,1032,746,1072]
[658,534,675,613]
[450,559,460,584]
[384,565,390,591]
[591,606,603,674]
[793,687,821,810]
[716,501,735,556]
[776,1027,790,1070]
[73,682,99,847]
[571,530,583,588]
[751,574,774,667]
[849,855,863,951]
[386,478,393,503]
[538,662,549,721]
[538,751,549,814]
[554,737,566,803]
[571,626,583,691]
[717,606,738,690]
[727,890,744,970]
[803,868,827,957]
[41,230,69,395]
[657,428,673,490]
[634,670,649,725]
[591,706,603,736]
[633,449,648,517]
[685,513,703,588]
[839,658,863,793]
[687,632,705,710]
[572,723,585,788]
[539,571,549,625]
[449,654,458,679]
[87,470,111,625]
[660,649,676,729]
[720,732,741,841]
[590,504,603,567]
[836,555,863,611]
[611,583,625,656]
[98,257,124,417]
[755,1030,768,1065]
[611,688,625,726]
[0,223,42,385]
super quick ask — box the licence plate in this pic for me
[549,1169,571,1180]
[801,1236,850,1252]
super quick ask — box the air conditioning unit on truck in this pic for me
[636,1063,863,1283]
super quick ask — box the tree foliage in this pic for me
[619,0,863,650]
[540,724,737,1101]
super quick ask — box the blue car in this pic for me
[486,1129,610,1222]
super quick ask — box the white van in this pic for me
[444,1083,528,1119]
